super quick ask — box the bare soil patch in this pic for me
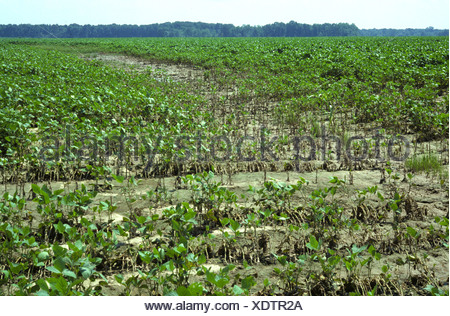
[83,53,205,82]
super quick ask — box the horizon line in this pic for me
[0,21,448,30]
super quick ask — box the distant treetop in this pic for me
[0,22,447,38]
[360,27,449,37]
[0,21,359,38]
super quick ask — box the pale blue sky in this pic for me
[0,0,448,29]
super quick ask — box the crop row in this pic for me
[0,43,224,183]
[1,38,448,184]
[10,37,449,140]
[0,172,448,295]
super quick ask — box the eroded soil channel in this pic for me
[83,53,206,81]
[2,52,446,296]
[70,53,448,295]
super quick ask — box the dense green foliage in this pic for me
[361,27,448,37]
[0,42,221,182]
[1,37,448,175]
[0,22,361,38]
[17,37,450,132]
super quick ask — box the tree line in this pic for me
[0,21,359,38]
[360,27,448,37]
[0,22,447,38]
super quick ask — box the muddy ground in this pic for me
[2,53,448,296]
[5,161,447,295]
